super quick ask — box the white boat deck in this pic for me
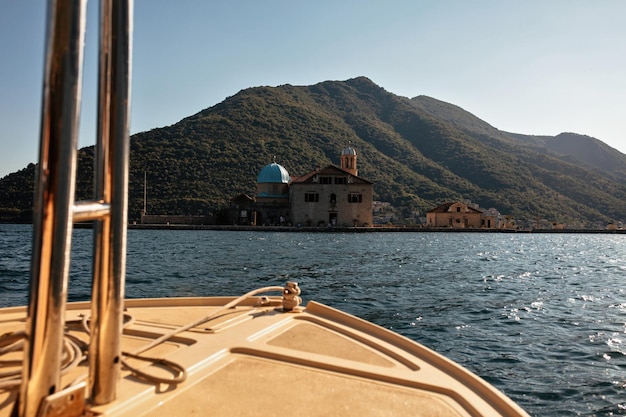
[0,296,529,417]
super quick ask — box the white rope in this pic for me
[0,331,86,391]
[0,285,296,391]
[132,285,284,355]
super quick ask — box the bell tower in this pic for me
[340,145,358,176]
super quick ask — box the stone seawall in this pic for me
[138,214,215,225]
[127,224,626,234]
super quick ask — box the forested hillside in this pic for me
[2,77,626,228]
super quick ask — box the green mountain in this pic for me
[2,76,626,228]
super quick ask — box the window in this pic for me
[330,193,336,203]
[305,192,319,202]
[456,207,461,212]
[334,177,347,184]
[348,193,362,203]
[319,176,332,184]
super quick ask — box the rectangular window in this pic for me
[348,193,362,203]
[319,176,332,184]
[305,192,319,202]
[334,177,347,184]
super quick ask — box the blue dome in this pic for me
[257,163,290,183]
[342,146,357,156]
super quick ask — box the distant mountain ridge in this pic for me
[1,76,625,227]
[411,94,626,179]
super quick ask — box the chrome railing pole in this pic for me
[19,1,87,416]
[88,0,132,404]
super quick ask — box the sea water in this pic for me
[2,223,626,416]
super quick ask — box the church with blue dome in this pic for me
[230,146,373,227]
[253,161,291,225]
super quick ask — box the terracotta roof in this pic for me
[427,201,483,214]
[291,164,373,184]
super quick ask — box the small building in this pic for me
[426,201,484,228]
[607,222,620,231]
[228,193,255,225]
[481,207,500,229]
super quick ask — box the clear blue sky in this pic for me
[2,0,626,178]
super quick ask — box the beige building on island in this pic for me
[426,201,486,229]
[290,146,373,227]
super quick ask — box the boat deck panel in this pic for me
[148,355,465,417]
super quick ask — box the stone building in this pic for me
[289,146,372,227]
[228,193,255,225]
[426,201,484,228]
[290,156,373,227]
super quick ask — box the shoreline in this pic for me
[122,224,626,234]
[5,222,623,234]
